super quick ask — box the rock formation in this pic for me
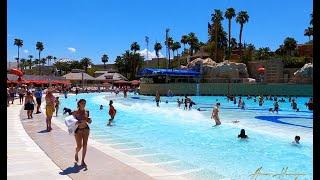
[186,58,249,79]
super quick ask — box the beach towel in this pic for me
[64,115,78,135]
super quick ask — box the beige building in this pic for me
[247,59,284,83]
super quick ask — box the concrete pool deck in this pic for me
[7,103,70,180]
[7,98,187,180]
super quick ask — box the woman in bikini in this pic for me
[24,91,35,119]
[73,99,91,167]
[45,90,56,131]
[211,103,221,126]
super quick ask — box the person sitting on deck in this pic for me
[238,129,248,139]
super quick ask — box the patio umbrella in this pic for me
[10,68,23,76]
[257,67,265,74]
[131,80,140,85]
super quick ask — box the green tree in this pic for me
[80,57,92,73]
[225,8,236,58]
[154,42,162,68]
[283,37,297,56]
[230,38,238,49]
[165,37,174,69]
[187,32,199,56]
[14,38,23,70]
[304,27,313,41]
[115,55,127,77]
[27,55,33,69]
[236,11,249,61]
[46,55,53,66]
[180,35,189,51]
[211,9,224,62]
[255,47,271,60]
[101,54,109,69]
[36,42,44,75]
[130,42,140,54]
[20,58,27,70]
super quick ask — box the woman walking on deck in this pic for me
[45,90,56,131]
[24,91,35,119]
[73,99,91,167]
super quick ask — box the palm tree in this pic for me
[154,42,162,68]
[27,55,33,69]
[101,54,109,69]
[80,57,92,73]
[212,9,224,61]
[53,56,57,63]
[283,37,297,56]
[36,42,44,75]
[187,32,199,56]
[40,58,46,74]
[172,42,181,66]
[14,38,23,70]
[166,37,174,69]
[304,27,313,41]
[225,8,236,58]
[130,42,140,54]
[20,58,27,70]
[46,55,53,66]
[236,11,249,61]
[181,35,189,51]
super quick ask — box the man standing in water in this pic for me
[107,100,116,126]
[211,103,221,126]
[155,91,160,107]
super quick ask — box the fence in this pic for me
[139,83,313,96]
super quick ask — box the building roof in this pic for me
[95,72,128,81]
[138,68,200,77]
[63,72,95,80]
[7,74,66,81]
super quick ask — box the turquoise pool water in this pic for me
[58,93,313,180]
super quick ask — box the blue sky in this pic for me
[7,0,312,64]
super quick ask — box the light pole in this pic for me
[165,28,169,70]
[145,36,149,60]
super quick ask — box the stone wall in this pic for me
[140,83,313,96]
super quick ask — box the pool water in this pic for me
[58,93,313,180]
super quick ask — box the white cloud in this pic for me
[23,49,29,54]
[137,48,164,60]
[67,47,76,53]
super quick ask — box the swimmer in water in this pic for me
[238,129,248,139]
[155,91,160,107]
[232,120,240,123]
[100,105,103,110]
[292,136,300,144]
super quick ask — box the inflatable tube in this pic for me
[10,68,23,76]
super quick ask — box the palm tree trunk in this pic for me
[17,47,20,70]
[215,23,218,62]
[168,49,171,70]
[239,24,243,61]
[228,19,231,59]
[39,51,41,75]
[157,56,159,69]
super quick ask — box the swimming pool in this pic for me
[58,93,313,179]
